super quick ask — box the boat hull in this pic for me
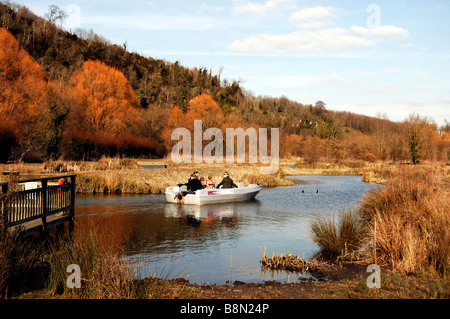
[165,184,262,205]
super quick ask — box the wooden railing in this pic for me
[0,174,76,237]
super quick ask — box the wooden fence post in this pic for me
[42,179,48,233]
[1,183,8,233]
[69,175,76,234]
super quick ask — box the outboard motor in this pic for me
[174,184,188,200]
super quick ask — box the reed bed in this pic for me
[309,210,368,261]
[0,229,44,298]
[44,218,199,299]
[46,226,138,298]
[260,249,308,272]
[0,218,194,299]
[359,166,450,277]
[75,162,293,194]
[308,165,449,279]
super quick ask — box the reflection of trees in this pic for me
[74,196,262,256]
[181,204,241,230]
[74,208,138,255]
[121,201,262,255]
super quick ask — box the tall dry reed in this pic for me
[359,166,450,277]
[0,230,44,297]
[0,174,43,297]
[309,210,367,261]
[46,220,139,298]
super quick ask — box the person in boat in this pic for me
[200,177,206,188]
[216,172,237,189]
[187,173,203,192]
[205,176,214,189]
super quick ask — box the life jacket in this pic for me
[57,178,65,200]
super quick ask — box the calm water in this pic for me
[74,175,380,285]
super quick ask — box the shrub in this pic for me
[362,152,377,162]
[309,210,367,261]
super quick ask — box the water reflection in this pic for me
[74,175,381,285]
[164,201,262,227]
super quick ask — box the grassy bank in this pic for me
[259,164,449,298]
[304,165,449,291]
[3,157,448,195]
[2,157,294,194]
[360,166,450,277]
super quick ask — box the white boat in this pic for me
[165,182,262,205]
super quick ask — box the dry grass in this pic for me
[0,174,44,297]
[307,164,449,281]
[0,230,44,298]
[43,219,200,299]
[309,210,368,261]
[74,160,294,194]
[260,249,309,272]
[359,166,450,277]
[1,157,295,193]
[2,159,449,299]
[45,219,141,298]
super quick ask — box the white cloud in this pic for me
[230,4,409,54]
[291,6,334,21]
[290,6,335,29]
[230,28,376,53]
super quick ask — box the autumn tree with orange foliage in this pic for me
[163,93,246,156]
[0,27,48,159]
[65,59,157,159]
[164,94,224,149]
[69,59,140,134]
[187,93,226,130]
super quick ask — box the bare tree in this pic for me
[44,5,67,25]
[315,100,326,117]
[402,114,435,164]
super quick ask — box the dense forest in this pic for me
[0,2,449,164]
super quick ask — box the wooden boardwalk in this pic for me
[0,174,76,237]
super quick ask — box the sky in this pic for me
[13,0,450,126]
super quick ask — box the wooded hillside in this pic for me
[0,2,448,164]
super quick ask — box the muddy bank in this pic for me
[128,261,368,299]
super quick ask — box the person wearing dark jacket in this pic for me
[216,172,236,189]
[187,175,203,192]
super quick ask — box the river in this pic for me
[74,175,380,285]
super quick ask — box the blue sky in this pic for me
[14,0,450,125]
